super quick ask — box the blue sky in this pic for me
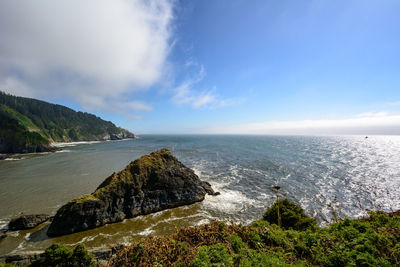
[1,0,400,134]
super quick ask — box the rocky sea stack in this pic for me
[47,149,218,237]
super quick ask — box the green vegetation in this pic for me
[190,244,233,266]
[263,198,317,231]
[29,244,94,267]
[0,105,39,131]
[72,194,99,203]
[108,199,400,266]
[0,91,134,154]
[93,149,172,199]
[13,199,398,266]
[0,263,16,267]
[0,106,50,153]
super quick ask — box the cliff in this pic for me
[47,149,218,237]
[0,91,135,154]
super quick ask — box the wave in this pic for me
[137,227,155,236]
[55,149,71,153]
[0,218,9,231]
[204,186,256,214]
[52,141,102,148]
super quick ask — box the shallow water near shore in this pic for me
[1,135,400,255]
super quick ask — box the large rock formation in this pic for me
[47,149,218,237]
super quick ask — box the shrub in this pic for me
[229,234,246,253]
[29,244,94,267]
[107,207,400,266]
[263,199,316,231]
[240,250,300,267]
[190,244,233,267]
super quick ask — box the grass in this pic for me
[0,105,38,130]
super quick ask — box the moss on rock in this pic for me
[71,195,99,203]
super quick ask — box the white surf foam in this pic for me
[24,233,31,241]
[55,149,71,153]
[204,184,256,214]
[52,141,102,148]
[137,227,155,236]
[0,218,9,231]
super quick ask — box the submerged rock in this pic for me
[8,214,51,231]
[47,149,218,236]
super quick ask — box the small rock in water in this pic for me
[201,181,220,195]
[8,214,51,231]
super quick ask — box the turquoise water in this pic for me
[1,135,400,255]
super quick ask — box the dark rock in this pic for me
[0,251,43,266]
[0,141,58,154]
[0,247,116,266]
[109,130,136,140]
[8,214,51,231]
[201,181,220,195]
[90,248,113,261]
[47,149,217,236]
[0,232,6,240]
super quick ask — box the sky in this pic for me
[1,0,400,135]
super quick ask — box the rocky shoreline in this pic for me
[8,215,51,231]
[0,246,120,266]
[0,137,137,160]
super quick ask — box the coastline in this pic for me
[51,137,137,148]
[0,152,53,161]
[0,138,137,160]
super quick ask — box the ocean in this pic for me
[1,135,399,255]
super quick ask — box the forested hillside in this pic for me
[0,91,135,154]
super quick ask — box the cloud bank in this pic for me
[201,112,400,135]
[0,0,173,114]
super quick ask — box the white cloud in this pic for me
[355,112,388,117]
[0,76,35,98]
[0,0,173,115]
[388,101,400,106]
[126,101,154,112]
[201,112,400,135]
[192,92,216,108]
[171,65,234,109]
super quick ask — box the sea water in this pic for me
[0,135,399,255]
